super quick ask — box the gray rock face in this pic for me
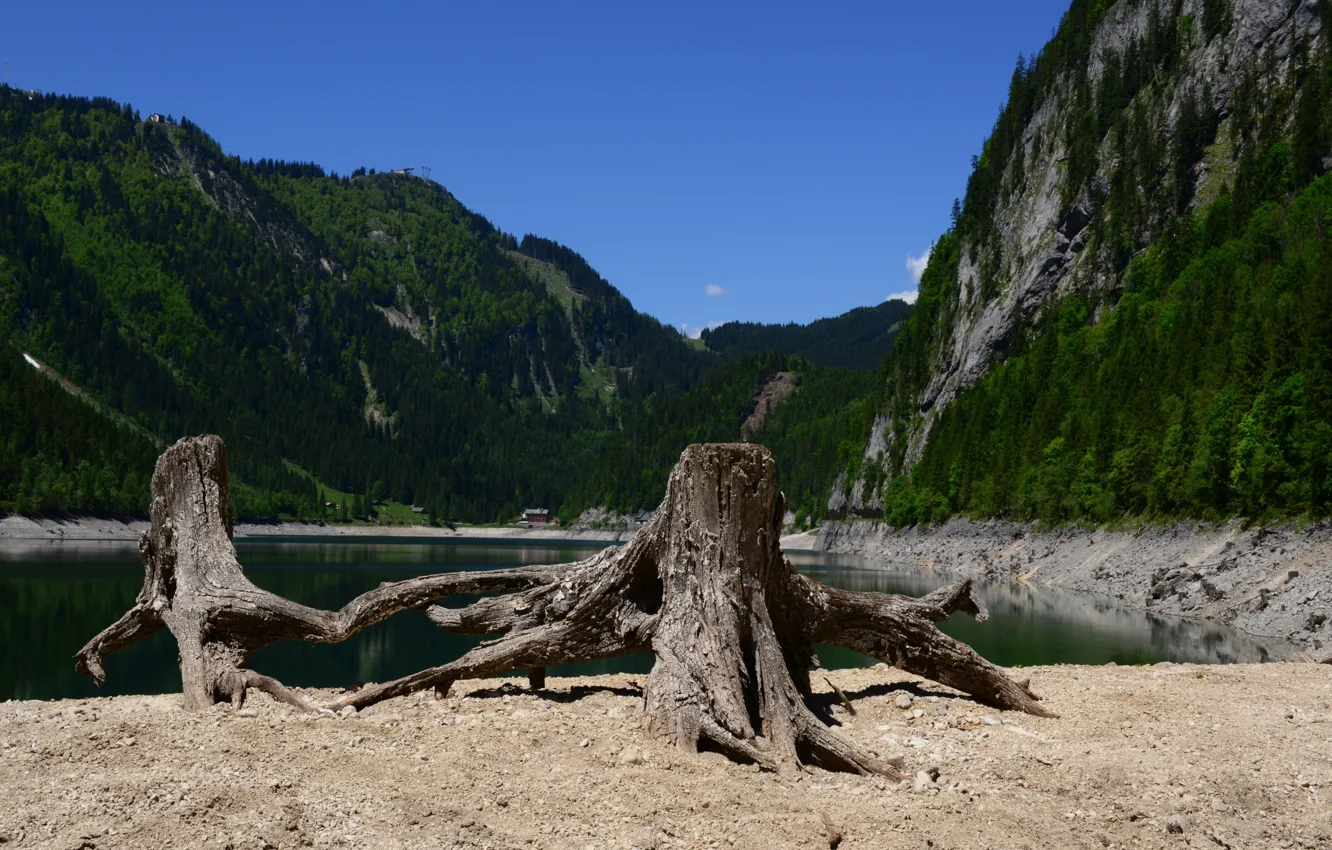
[840,0,1324,513]
[816,517,1332,653]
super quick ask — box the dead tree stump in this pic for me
[75,435,559,710]
[79,437,1049,776]
[331,443,1052,776]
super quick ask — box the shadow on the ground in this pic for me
[806,679,987,724]
[461,681,644,702]
[458,675,989,719]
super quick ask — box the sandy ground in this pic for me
[1,664,1329,850]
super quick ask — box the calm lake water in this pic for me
[0,537,1292,701]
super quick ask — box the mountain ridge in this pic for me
[700,299,912,370]
[836,0,1332,526]
[0,89,902,523]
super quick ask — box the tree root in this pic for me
[78,437,1054,777]
[318,444,1047,775]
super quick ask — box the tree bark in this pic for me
[329,443,1051,777]
[78,437,1051,777]
[75,435,560,710]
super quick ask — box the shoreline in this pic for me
[2,664,1328,848]
[816,517,1332,662]
[0,514,823,551]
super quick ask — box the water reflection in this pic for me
[0,539,1291,701]
[790,550,1291,668]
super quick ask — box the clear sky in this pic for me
[5,1,1070,335]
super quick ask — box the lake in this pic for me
[0,537,1293,701]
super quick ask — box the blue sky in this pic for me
[5,1,1070,334]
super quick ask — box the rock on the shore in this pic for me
[817,518,1332,651]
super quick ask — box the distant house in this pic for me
[523,508,551,526]
[410,506,426,514]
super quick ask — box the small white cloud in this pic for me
[704,284,727,297]
[680,321,724,339]
[886,290,918,305]
[906,247,932,284]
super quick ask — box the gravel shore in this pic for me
[1,665,1328,849]
[818,519,1332,660]
[0,515,820,556]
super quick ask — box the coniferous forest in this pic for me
[0,87,879,523]
[860,0,1332,527]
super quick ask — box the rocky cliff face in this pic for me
[816,516,1332,660]
[837,0,1323,518]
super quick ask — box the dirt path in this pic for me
[2,664,1328,849]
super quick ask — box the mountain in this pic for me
[700,299,912,370]
[0,89,713,521]
[836,0,1332,525]
[569,352,879,525]
[0,87,883,525]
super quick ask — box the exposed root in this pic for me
[79,437,1054,776]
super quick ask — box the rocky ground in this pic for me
[1,665,1329,850]
[0,515,817,557]
[818,519,1332,661]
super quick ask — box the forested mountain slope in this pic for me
[0,89,712,521]
[567,353,879,526]
[837,0,1332,526]
[0,87,905,524]
[701,299,912,370]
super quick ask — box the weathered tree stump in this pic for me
[79,437,1050,777]
[330,443,1052,776]
[75,435,559,710]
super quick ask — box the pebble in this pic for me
[1165,814,1188,834]
[339,706,357,718]
[981,716,1001,727]
[617,746,643,766]
[895,693,914,710]
[579,738,591,748]
[913,771,934,793]
[1211,797,1230,812]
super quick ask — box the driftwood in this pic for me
[78,436,1051,777]
[74,436,559,710]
